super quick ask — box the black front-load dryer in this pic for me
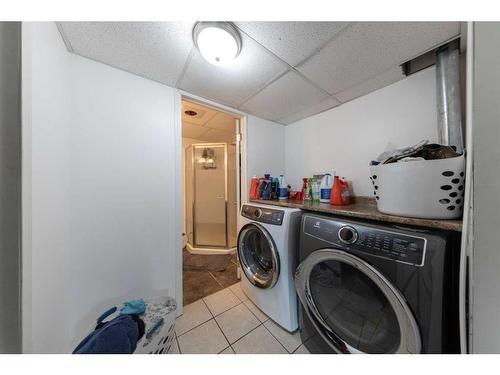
[295,213,460,354]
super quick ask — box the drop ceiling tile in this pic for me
[277,96,340,125]
[182,121,210,139]
[334,66,405,103]
[178,32,288,108]
[182,101,218,125]
[239,71,329,121]
[298,22,460,95]
[59,22,194,87]
[235,22,350,66]
[200,129,236,144]
[205,112,237,133]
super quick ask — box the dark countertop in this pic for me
[249,197,463,232]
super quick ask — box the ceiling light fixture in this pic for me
[193,22,242,66]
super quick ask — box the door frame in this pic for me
[174,89,248,312]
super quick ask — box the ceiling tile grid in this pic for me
[59,22,194,87]
[58,21,462,125]
[239,71,330,121]
[297,22,460,95]
[277,96,341,125]
[235,21,350,67]
[177,31,289,108]
[334,65,405,103]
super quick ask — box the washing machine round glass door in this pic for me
[295,248,421,354]
[238,223,280,289]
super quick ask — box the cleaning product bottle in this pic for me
[262,174,272,200]
[302,178,311,201]
[271,177,279,200]
[319,173,333,203]
[249,176,260,200]
[330,175,352,205]
[258,177,266,199]
[312,178,320,203]
[341,177,353,205]
[278,175,288,200]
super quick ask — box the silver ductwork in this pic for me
[436,44,464,154]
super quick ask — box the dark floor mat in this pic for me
[183,270,223,306]
[183,249,232,272]
[209,263,239,289]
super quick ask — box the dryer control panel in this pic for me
[241,205,284,226]
[302,215,426,266]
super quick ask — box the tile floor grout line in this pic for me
[176,315,214,338]
[174,331,182,354]
[229,322,264,353]
[212,317,232,349]
[201,296,234,350]
[261,321,296,354]
[217,345,232,354]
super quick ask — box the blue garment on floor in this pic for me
[120,299,146,316]
[73,315,139,354]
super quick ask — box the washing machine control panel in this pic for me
[241,205,284,225]
[303,216,426,266]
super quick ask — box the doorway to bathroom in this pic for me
[180,98,243,305]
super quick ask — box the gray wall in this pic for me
[472,22,500,353]
[0,22,21,353]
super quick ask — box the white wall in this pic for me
[67,53,178,349]
[284,67,439,195]
[22,22,180,353]
[245,115,286,193]
[22,22,71,353]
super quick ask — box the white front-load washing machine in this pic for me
[237,203,302,332]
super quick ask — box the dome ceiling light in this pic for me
[193,22,242,66]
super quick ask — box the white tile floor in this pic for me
[171,282,310,354]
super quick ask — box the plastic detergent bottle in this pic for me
[312,179,320,203]
[261,174,272,200]
[319,173,333,203]
[278,175,288,200]
[249,176,260,200]
[330,175,352,205]
[271,177,279,200]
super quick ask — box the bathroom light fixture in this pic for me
[197,148,217,169]
[193,22,242,66]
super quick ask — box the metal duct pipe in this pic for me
[436,44,464,154]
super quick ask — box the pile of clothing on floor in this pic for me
[370,140,461,165]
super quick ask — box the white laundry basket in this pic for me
[369,155,465,219]
[134,296,177,354]
[83,296,177,354]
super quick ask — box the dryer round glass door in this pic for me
[295,249,421,354]
[237,223,280,289]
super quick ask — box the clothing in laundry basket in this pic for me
[73,314,141,354]
[120,299,146,316]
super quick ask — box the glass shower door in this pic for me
[193,144,227,247]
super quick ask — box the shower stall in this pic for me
[185,143,237,254]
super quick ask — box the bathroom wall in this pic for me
[22,22,179,352]
[284,67,440,196]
